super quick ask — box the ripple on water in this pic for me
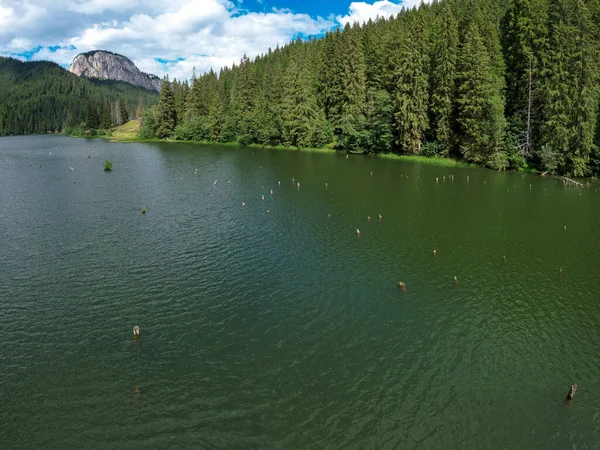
[0,137,599,448]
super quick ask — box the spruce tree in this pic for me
[456,21,495,162]
[100,101,111,129]
[365,88,394,153]
[155,76,176,139]
[338,23,368,151]
[430,1,459,155]
[501,0,548,157]
[394,9,430,154]
[118,94,128,125]
[282,47,322,148]
[540,0,599,175]
[319,30,345,133]
[231,55,258,144]
[86,103,99,129]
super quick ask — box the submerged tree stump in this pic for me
[561,177,583,187]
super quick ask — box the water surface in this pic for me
[1,135,599,449]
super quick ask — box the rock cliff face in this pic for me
[69,50,161,92]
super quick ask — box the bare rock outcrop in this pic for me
[69,50,161,92]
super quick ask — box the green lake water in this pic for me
[0,135,599,449]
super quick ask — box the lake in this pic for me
[0,135,599,449]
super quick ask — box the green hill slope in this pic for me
[0,57,157,136]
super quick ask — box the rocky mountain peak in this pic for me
[69,50,161,93]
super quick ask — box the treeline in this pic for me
[0,57,157,136]
[143,0,600,176]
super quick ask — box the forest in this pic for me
[142,0,600,177]
[0,57,157,136]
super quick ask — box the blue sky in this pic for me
[242,0,365,18]
[0,0,424,80]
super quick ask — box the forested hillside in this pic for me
[0,57,157,136]
[146,0,600,176]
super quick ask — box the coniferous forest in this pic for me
[0,57,157,136]
[145,0,600,177]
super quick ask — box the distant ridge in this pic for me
[0,56,158,136]
[69,50,161,93]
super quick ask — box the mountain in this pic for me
[0,57,158,135]
[69,50,161,93]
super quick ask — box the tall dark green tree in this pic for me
[118,94,129,125]
[155,76,177,139]
[501,0,548,157]
[430,1,459,155]
[456,21,499,162]
[282,47,327,147]
[319,30,345,131]
[540,0,599,175]
[337,23,368,151]
[86,103,99,129]
[394,9,430,154]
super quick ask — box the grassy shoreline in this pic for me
[69,120,542,174]
[106,134,483,168]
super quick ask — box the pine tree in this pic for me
[118,94,128,125]
[319,30,345,132]
[230,55,258,144]
[185,67,199,120]
[394,9,430,154]
[456,21,496,162]
[282,47,320,147]
[430,1,459,155]
[569,0,599,175]
[135,96,144,120]
[100,101,112,129]
[501,0,548,157]
[365,88,394,153]
[540,0,599,175]
[155,76,176,139]
[338,23,368,151]
[86,103,99,129]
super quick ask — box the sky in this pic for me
[0,0,426,81]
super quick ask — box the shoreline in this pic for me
[63,131,593,180]
[96,134,490,170]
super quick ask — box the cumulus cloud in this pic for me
[0,0,427,81]
[8,38,32,50]
[336,0,425,26]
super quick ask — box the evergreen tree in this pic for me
[139,107,157,139]
[135,96,144,120]
[282,47,323,147]
[185,67,199,120]
[319,30,345,132]
[86,103,99,129]
[100,101,112,129]
[430,1,459,155]
[232,55,258,144]
[365,88,394,153]
[456,22,497,162]
[337,23,368,151]
[539,0,599,175]
[118,94,129,125]
[155,76,176,139]
[394,9,430,154]
[501,0,548,157]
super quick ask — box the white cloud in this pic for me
[62,0,333,79]
[0,0,427,81]
[336,0,424,26]
[0,5,12,23]
[8,38,32,50]
[67,0,136,14]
